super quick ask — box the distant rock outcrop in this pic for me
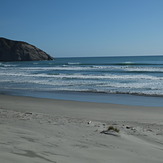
[0,37,54,61]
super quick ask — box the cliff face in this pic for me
[0,37,54,61]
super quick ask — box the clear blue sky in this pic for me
[1,0,163,57]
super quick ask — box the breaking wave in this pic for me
[1,56,163,97]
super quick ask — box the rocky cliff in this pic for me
[0,37,54,61]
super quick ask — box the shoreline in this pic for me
[0,94,163,163]
[1,89,163,107]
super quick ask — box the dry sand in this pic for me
[0,94,163,163]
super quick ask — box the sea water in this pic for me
[0,55,163,106]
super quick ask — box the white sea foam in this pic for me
[39,74,162,80]
[99,82,163,89]
[0,71,162,80]
[11,65,163,74]
[68,62,80,65]
[125,67,163,72]
[19,66,94,71]
[0,63,17,67]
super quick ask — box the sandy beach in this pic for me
[0,94,163,163]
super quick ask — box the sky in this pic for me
[1,0,163,58]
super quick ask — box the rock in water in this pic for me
[0,37,54,61]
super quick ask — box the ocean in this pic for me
[0,55,163,106]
